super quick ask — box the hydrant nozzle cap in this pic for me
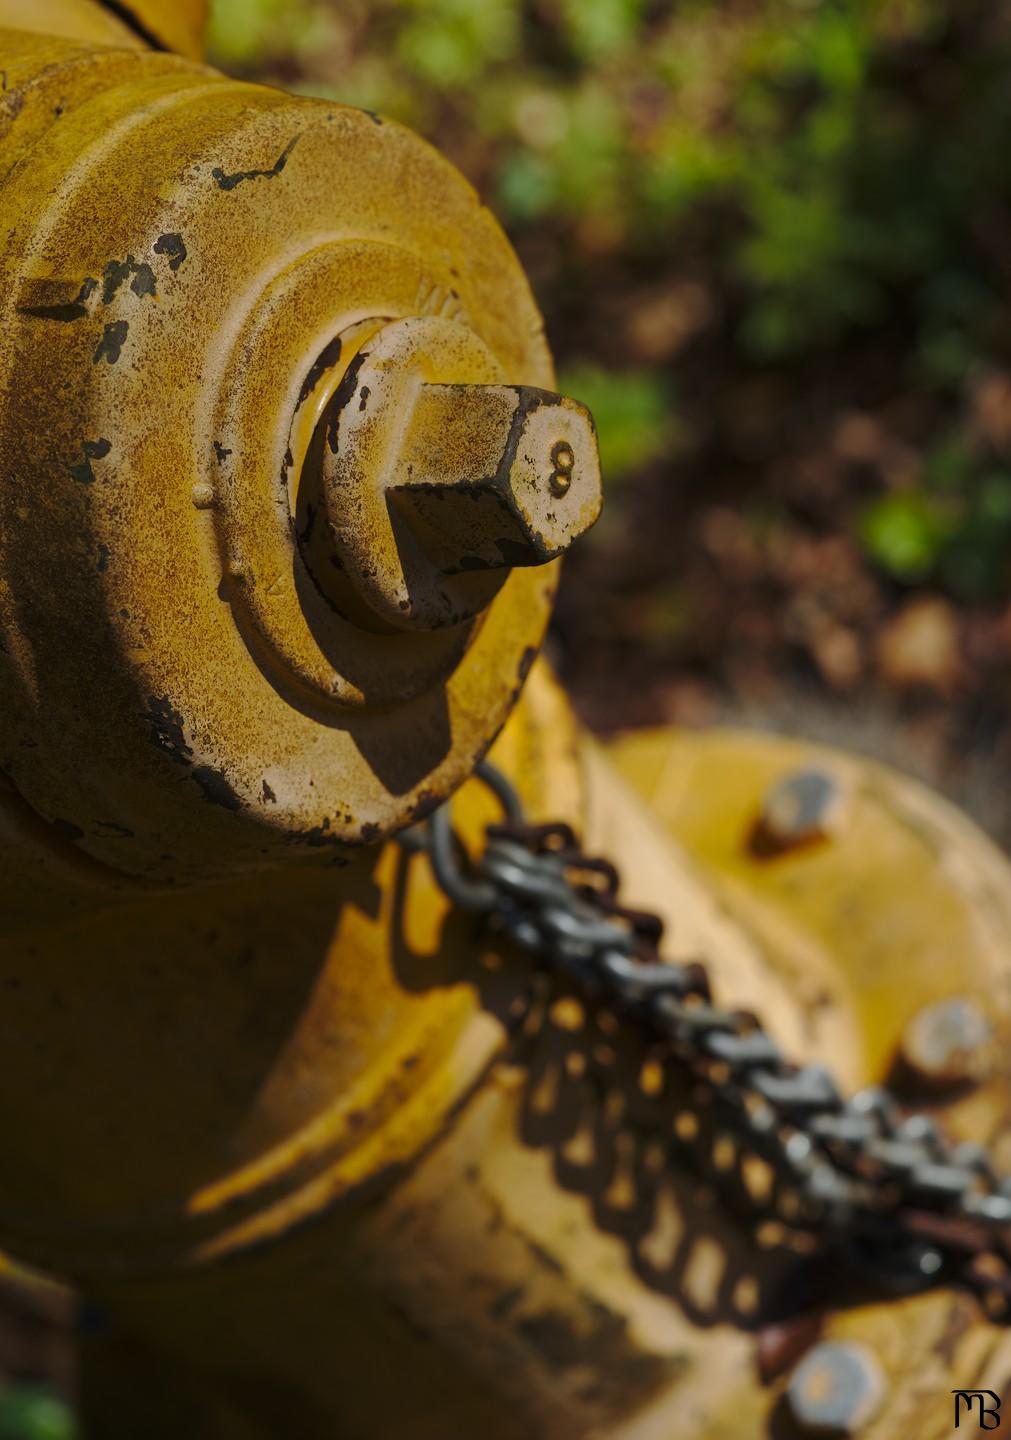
[314,316,602,632]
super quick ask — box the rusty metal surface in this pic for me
[0,24,575,885]
[5,9,1011,1440]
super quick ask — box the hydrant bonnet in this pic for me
[0,30,601,882]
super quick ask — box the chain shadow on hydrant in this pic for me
[388,841,877,1343]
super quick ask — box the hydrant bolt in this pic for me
[757,768,846,852]
[898,996,993,1092]
[786,1342,887,1436]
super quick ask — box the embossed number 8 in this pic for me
[549,440,575,497]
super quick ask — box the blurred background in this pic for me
[5,2,1011,1433]
[205,0,1011,848]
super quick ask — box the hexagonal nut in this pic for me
[786,1341,887,1436]
[388,383,602,575]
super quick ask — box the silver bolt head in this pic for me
[758,768,846,851]
[786,1341,887,1436]
[899,996,993,1090]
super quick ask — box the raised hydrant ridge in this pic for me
[0,24,600,881]
[6,10,1011,1440]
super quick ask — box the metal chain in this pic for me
[401,761,1011,1316]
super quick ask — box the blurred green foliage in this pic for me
[859,491,950,584]
[0,1387,77,1440]
[209,0,1011,602]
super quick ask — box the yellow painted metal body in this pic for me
[0,0,204,54]
[66,725,1011,1439]
[2,5,1011,1438]
[0,20,570,884]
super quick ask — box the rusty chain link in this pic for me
[402,761,1011,1316]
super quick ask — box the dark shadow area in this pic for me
[385,491,506,626]
[347,690,455,798]
[385,849,878,1342]
[499,975,860,1332]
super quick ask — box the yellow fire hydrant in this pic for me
[3,3,1011,1437]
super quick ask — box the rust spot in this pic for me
[130,262,156,298]
[325,351,369,455]
[212,135,300,191]
[409,788,438,821]
[153,232,187,271]
[298,336,342,408]
[101,256,156,304]
[69,437,111,486]
[93,319,128,365]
